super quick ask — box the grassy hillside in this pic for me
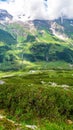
[0,20,73,71]
[0,70,73,129]
[0,29,17,44]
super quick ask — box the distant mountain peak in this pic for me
[0,9,13,22]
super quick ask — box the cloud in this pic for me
[47,0,73,19]
[0,0,73,21]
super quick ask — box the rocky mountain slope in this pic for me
[0,10,73,71]
[0,9,13,22]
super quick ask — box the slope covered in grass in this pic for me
[0,20,73,71]
[0,70,73,129]
[0,70,73,121]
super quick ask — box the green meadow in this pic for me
[0,70,73,129]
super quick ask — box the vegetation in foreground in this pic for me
[0,70,73,129]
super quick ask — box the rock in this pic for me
[61,84,69,88]
[51,82,57,87]
[25,125,37,130]
[48,82,57,87]
[41,81,45,84]
[0,115,5,119]
[0,114,21,130]
[29,70,36,73]
[66,119,73,124]
[0,80,5,85]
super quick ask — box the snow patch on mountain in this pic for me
[50,22,68,41]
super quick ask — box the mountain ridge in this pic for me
[0,10,73,71]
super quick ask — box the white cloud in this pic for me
[47,0,73,19]
[0,0,73,21]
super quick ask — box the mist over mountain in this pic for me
[0,0,73,71]
[0,0,73,21]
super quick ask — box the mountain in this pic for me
[0,10,73,71]
[0,9,13,22]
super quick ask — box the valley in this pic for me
[0,9,73,130]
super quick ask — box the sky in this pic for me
[0,0,73,21]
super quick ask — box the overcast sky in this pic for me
[0,0,73,21]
